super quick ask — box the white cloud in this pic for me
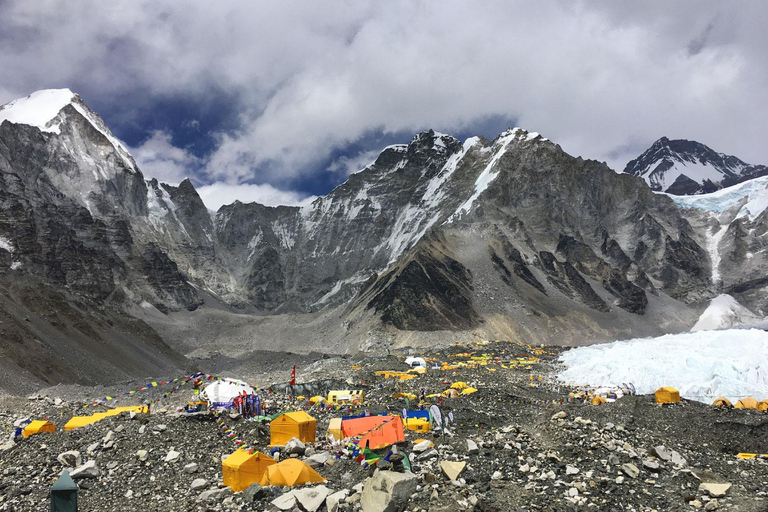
[126,130,200,184]
[1,0,767,187]
[196,182,316,211]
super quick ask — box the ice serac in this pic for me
[624,137,768,195]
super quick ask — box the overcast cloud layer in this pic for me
[1,1,767,209]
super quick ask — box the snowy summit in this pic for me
[0,88,76,134]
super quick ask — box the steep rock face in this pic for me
[1,89,753,359]
[624,137,768,195]
[363,233,480,331]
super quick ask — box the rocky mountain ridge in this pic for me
[0,89,765,387]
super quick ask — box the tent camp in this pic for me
[222,448,277,492]
[22,420,55,438]
[342,415,405,450]
[270,411,316,445]
[201,378,254,408]
[654,387,680,404]
[404,357,427,369]
[50,470,78,512]
[735,397,759,410]
[259,459,325,487]
[712,397,733,407]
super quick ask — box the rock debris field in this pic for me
[0,340,766,512]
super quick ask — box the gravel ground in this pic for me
[1,340,766,511]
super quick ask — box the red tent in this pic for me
[341,416,405,450]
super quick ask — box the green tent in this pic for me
[50,470,77,512]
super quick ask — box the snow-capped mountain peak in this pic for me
[624,137,768,195]
[0,89,136,172]
[0,88,76,134]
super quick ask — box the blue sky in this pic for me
[1,1,767,210]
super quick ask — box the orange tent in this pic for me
[758,400,768,412]
[654,387,680,404]
[342,416,405,450]
[591,395,607,405]
[259,459,325,487]
[222,449,276,492]
[712,397,733,407]
[734,397,759,410]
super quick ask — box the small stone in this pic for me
[70,460,99,479]
[284,437,306,455]
[164,450,181,462]
[183,462,198,474]
[621,463,640,479]
[642,459,660,471]
[566,465,579,476]
[567,487,578,497]
[57,450,81,468]
[551,411,567,420]
[136,450,148,462]
[467,439,479,455]
[412,440,433,453]
[492,471,503,480]
[190,478,208,491]
[699,482,731,498]
[704,498,720,510]
[440,460,466,481]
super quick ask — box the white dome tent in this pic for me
[201,378,254,408]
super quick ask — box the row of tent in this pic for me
[712,396,768,410]
[19,405,150,438]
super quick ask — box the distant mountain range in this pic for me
[623,136,768,195]
[1,89,766,389]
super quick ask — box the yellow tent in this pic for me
[309,396,325,404]
[394,392,417,401]
[735,397,759,410]
[327,418,343,441]
[654,387,680,404]
[758,400,768,412]
[64,405,149,430]
[450,382,468,389]
[712,397,733,407]
[222,449,277,492]
[441,389,459,398]
[327,390,364,404]
[591,395,607,405]
[461,387,478,395]
[270,411,316,445]
[22,420,56,438]
[404,417,430,433]
[407,368,427,375]
[259,459,325,487]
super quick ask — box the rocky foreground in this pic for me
[0,340,766,512]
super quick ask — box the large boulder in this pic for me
[294,485,331,512]
[361,469,418,512]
